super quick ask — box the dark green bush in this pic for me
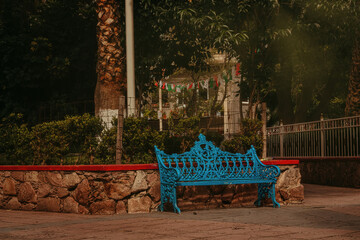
[31,120,70,165]
[123,117,166,163]
[166,116,202,153]
[96,117,166,164]
[0,114,33,165]
[64,114,103,162]
[31,114,103,165]
[204,131,224,147]
[95,121,117,164]
[0,113,264,165]
[222,118,263,155]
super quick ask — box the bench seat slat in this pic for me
[177,179,275,186]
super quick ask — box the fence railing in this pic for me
[266,115,360,158]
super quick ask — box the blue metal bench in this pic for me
[154,134,281,213]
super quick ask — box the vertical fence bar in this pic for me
[116,96,125,164]
[320,114,325,157]
[261,103,267,159]
[280,121,284,157]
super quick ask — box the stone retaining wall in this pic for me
[300,158,360,188]
[0,165,303,214]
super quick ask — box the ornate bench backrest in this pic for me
[155,134,268,181]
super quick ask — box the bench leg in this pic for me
[269,184,280,208]
[159,183,181,213]
[255,183,280,208]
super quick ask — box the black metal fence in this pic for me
[266,115,360,158]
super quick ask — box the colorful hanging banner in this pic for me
[154,64,239,92]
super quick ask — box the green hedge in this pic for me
[0,113,261,165]
[0,114,33,165]
[0,113,103,165]
[222,118,263,155]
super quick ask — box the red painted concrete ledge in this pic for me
[0,160,298,171]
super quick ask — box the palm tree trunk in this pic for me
[95,0,126,127]
[345,35,360,116]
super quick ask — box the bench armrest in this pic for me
[159,167,181,184]
[260,165,280,179]
[155,146,181,184]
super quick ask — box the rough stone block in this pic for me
[116,201,127,214]
[63,172,81,189]
[36,197,61,212]
[11,171,24,182]
[22,203,35,211]
[6,197,21,210]
[148,181,161,202]
[131,170,148,193]
[37,184,51,198]
[3,178,16,195]
[206,198,221,209]
[45,172,63,187]
[73,179,91,205]
[112,172,135,184]
[177,200,194,210]
[146,172,160,187]
[221,186,235,203]
[63,197,79,213]
[89,200,115,215]
[188,186,210,202]
[78,204,89,214]
[24,171,38,182]
[277,166,301,189]
[18,182,37,203]
[280,184,304,202]
[128,196,152,213]
[210,185,226,195]
[105,182,131,200]
[55,187,69,198]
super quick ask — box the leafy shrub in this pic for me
[31,114,103,165]
[222,119,263,155]
[204,131,224,147]
[95,121,117,164]
[96,117,166,164]
[1,113,261,165]
[0,114,33,165]
[123,117,166,163]
[166,116,202,153]
[31,120,70,165]
[64,114,103,162]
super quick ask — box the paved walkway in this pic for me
[0,184,359,239]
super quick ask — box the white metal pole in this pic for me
[159,86,163,131]
[224,97,229,140]
[125,0,136,117]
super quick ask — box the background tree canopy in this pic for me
[0,0,358,125]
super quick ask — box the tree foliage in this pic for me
[0,0,97,123]
[0,0,357,125]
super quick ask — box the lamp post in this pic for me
[125,0,136,116]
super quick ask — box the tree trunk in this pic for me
[95,0,126,127]
[345,36,360,116]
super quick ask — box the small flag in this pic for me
[209,78,214,88]
[228,69,232,81]
[236,63,241,76]
[214,75,219,87]
[223,72,229,83]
